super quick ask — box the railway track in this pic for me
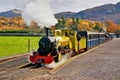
[0,54,52,80]
[0,54,28,64]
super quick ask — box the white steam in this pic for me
[22,0,58,27]
[45,53,71,68]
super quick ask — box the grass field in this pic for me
[0,36,41,57]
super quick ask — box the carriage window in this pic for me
[88,34,91,39]
[96,34,98,38]
[92,34,94,39]
[94,34,96,38]
[90,34,93,39]
[77,32,87,38]
[91,34,94,39]
[92,35,94,39]
[95,34,97,38]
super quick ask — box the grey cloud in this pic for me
[0,0,120,13]
[51,0,120,13]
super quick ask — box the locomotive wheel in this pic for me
[54,55,59,62]
[37,59,44,63]
[34,59,44,67]
[34,63,42,68]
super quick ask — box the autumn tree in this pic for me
[55,19,63,29]
[0,16,27,31]
[30,21,40,33]
[62,16,66,27]
[55,16,66,29]
[93,24,104,32]
[105,20,119,33]
[70,17,80,30]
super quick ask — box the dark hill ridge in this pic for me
[0,9,21,18]
[55,11,76,18]
[55,2,120,24]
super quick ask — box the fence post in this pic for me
[28,39,30,53]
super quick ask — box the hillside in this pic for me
[0,16,26,31]
[55,2,120,24]
[0,9,22,18]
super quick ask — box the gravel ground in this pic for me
[30,38,120,80]
[0,55,51,80]
[0,67,51,80]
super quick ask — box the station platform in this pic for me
[50,38,120,80]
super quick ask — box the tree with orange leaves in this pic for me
[105,20,120,33]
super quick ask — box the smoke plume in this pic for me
[45,53,71,68]
[22,0,58,27]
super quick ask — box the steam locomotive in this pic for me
[29,28,114,65]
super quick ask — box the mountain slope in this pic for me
[55,2,120,24]
[0,9,22,18]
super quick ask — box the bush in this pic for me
[0,30,29,33]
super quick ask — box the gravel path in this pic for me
[30,38,120,80]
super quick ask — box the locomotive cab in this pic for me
[55,29,72,51]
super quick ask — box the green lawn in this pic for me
[0,36,41,57]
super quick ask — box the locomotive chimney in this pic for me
[45,27,49,37]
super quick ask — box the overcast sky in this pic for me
[0,0,120,13]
